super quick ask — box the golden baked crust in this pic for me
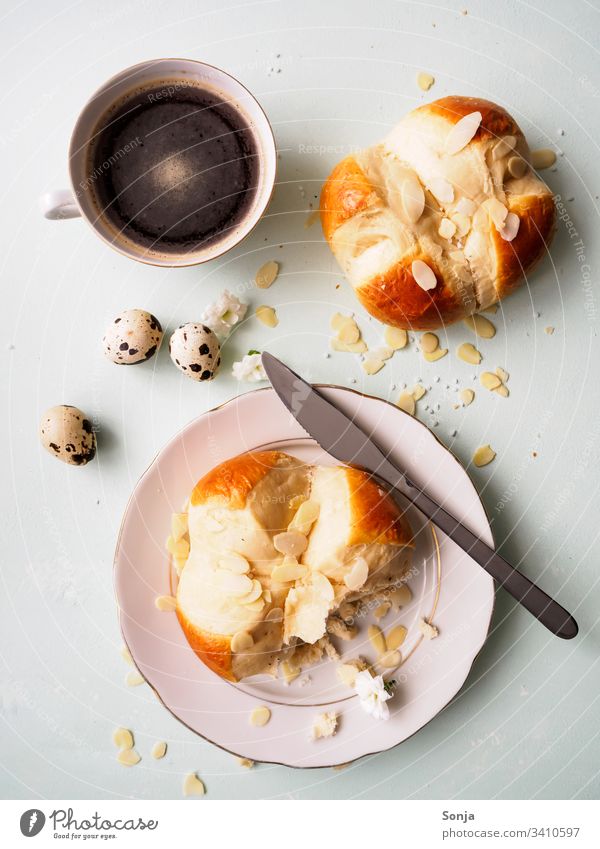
[191,450,291,509]
[320,95,555,330]
[345,466,413,547]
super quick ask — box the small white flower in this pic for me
[201,290,247,337]
[354,669,393,720]
[232,352,267,383]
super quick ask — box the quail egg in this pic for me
[39,405,96,466]
[103,309,163,365]
[169,323,221,381]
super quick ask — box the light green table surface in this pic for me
[1,0,599,800]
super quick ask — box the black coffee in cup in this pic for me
[86,79,260,255]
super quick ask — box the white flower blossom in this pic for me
[354,669,393,720]
[201,290,247,337]
[232,352,267,383]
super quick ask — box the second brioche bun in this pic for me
[321,96,556,330]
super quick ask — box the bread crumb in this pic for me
[238,757,255,769]
[311,712,338,740]
[419,619,439,640]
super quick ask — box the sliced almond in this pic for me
[379,649,401,669]
[117,748,141,767]
[397,392,416,415]
[171,512,188,541]
[457,342,482,364]
[424,347,448,362]
[265,606,284,621]
[545,326,555,335]
[480,371,502,391]
[499,211,520,242]
[243,597,265,614]
[331,312,348,331]
[420,332,439,353]
[438,217,457,239]
[418,619,439,639]
[249,706,271,727]
[473,444,496,467]
[273,530,308,557]
[219,552,251,575]
[272,560,308,583]
[343,557,369,591]
[238,578,263,605]
[238,758,254,768]
[483,197,508,230]
[231,630,254,653]
[255,260,279,289]
[492,135,516,159]
[531,148,557,170]
[495,366,509,382]
[483,303,499,314]
[389,584,412,609]
[412,383,426,401]
[460,388,475,406]
[337,319,360,344]
[121,645,134,666]
[463,314,496,339]
[428,177,454,204]
[151,741,167,759]
[445,111,482,155]
[417,71,435,91]
[456,197,477,216]
[494,384,509,398]
[289,499,320,534]
[508,155,528,179]
[384,326,408,350]
[281,661,300,685]
[112,727,134,750]
[401,176,425,223]
[330,338,368,354]
[374,601,391,620]
[183,772,205,796]
[386,625,408,651]
[411,259,437,291]
[125,671,145,687]
[155,595,177,612]
[256,305,278,327]
[166,535,190,559]
[214,570,253,596]
[368,624,386,657]
[361,358,385,375]
[451,212,471,237]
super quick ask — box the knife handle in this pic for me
[393,481,578,640]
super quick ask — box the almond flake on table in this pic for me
[495,366,509,382]
[412,383,427,401]
[125,671,145,687]
[255,260,279,289]
[457,342,482,364]
[460,388,475,406]
[238,757,255,768]
[463,314,496,339]
[445,111,482,155]
[249,706,271,727]
[531,148,557,170]
[545,326,555,335]
[397,392,416,415]
[473,444,496,467]
[384,326,408,350]
[480,371,502,391]
[417,71,435,91]
[424,347,448,362]
[117,748,141,767]
[151,741,167,759]
[420,332,439,354]
[255,305,278,327]
[112,727,134,750]
[183,772,205,797]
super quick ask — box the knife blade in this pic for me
[262,352,578,640]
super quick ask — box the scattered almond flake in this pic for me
[494,385,509,398]
[171,512,188,541]
[397,392,416,415]
[337,319,360,344]
[344,557,369,591]
[483,303,499,314]
[231,631,254,653]
[384,326,408,350]
[166,534,189,559]
[451,212,471,237]
[445,111,482,155]
[389,584,412,609]
[457,342,482,364]
[183,772,205,797]
[281,660,300,685]
[508,155,528,179]
[117,748,141,767]
[412,383,427,401]
[386,625,408,651]
[255,304,278,327]
[417,71,435,91]
[289,499,320,534]
[473,444,496,467]
[151,741,167,759]
[401,176,425,223]
[121,645,134,666]
[311,712,338,740]
[368,624,387,656]
[155,594,177,612]
[330,338,368,353]
[379,649,401,669]
[456,197,477,217]
[112,727,134,750]
[495,367,509,382]
[480,371,502,391]
[531,148,557,170]
[272,559,308,582]
[424,347,448,362]
[238,757,255,769]
[215,570,253,596]
[492,135,516,160]
[361,357,384,376]
[411,259,437,291]
[420,332,439,354]
[428,177,454,204]
[373,346,393,361]
[273,530,308,557]
[255,260,279,289]
[463,314,496,339]
[499,212,520,242]
[125,671,145,687]
[438,217,457,239]
[545,325,555,335]
[305,209,320,228]
[374,601,391,620]
[460,388,475,406]
[249,706,271,727]
[418,619,439,639]
[483,197,508,229]
[239,578,264,605]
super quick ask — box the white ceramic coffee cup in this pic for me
[40,58,277,267]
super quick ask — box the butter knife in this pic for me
[262,352,578,640]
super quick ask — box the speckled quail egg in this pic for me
[102,309,163,365]
[39,405,96,466]
[169,323,221,381]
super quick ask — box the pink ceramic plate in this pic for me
[114,386,494,768]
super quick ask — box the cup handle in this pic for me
[39,189,81,220]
